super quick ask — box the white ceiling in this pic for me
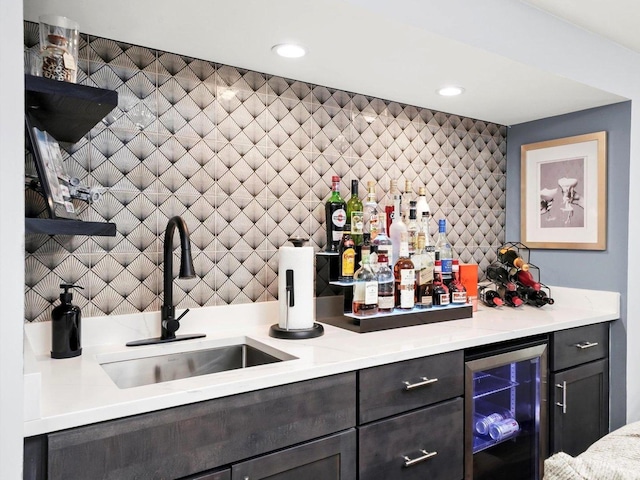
[23,0,635,126]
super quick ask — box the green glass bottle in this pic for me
[347,179,363,246]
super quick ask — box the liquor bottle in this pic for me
[376,252,395,312]
[449,259,467,305]
[432,259,450,306]
[401,179,413,225]
[420,211,435,264]
[414,233,434,305]
[352,246,378,316]
[416,186,431,222]
[407,201,419,256]
[338,224,356,282]
[389,193,407,267]
[363,181,379,240]
[372,212,393,268]
[497,246,529,271]
[480,288,504,307]
[383,179,400,234]
[393,234,415,310]
[347,179,363,246]
[325,175,347,252]
[516,269,541,291]
[434,219,453,283]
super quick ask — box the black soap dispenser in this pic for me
[51,283,84,359]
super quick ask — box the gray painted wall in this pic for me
[506,101,631,429]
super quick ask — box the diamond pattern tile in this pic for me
[24,21,508,322]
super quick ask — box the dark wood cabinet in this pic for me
[359,398,463,480]
[231,429,356,480]
[357,351,464,480]
[549,324,610,456]
[44,373,355,480]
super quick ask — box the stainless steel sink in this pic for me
[99,340,295,389]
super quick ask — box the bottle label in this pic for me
[437,293,450,306]
[399,289,415,309]
[400,269,415,287]
[364,281,378,305]
[378,294,394,310]
[341,248,355,277]
[418,265,434,286]
[452,291,467,304]
[351,212,364,235]
[332,208,346,228]
[441,258,452,275]
[369,216,379,239]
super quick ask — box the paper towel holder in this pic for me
[269,237,324,340]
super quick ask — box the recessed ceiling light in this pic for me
[437,86,465,97]
[272,43,307,58]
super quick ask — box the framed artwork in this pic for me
[521,131,607,250]
[28,126,76,220]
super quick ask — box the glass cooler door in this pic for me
[465,342,548,480]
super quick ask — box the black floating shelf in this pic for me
[26,218,117,236]
[25,74,118,144]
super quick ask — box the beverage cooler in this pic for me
[465,338,548,480]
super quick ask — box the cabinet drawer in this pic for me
[358,350,463,423]
[551,323,609,371]
[47,373,356,480]
[232,429,356,479]
[359,397,463,480]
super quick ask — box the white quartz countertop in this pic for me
[23,286,620,437]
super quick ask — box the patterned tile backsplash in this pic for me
[24,22,507,322]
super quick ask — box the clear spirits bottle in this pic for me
[434,219,453,283]
[389,194,407,267]
[363,181,379,241]
[416,186,431,222]
[352,246,378,316]
[407,201,419,256]
[401,179,413,225]
[376,252,394,312]
[383,179,399,234]
[373,212,393,267]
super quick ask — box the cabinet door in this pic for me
[359,397,463,480]
[550,359,609,456]
[231,429,356,480]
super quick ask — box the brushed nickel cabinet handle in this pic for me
[403,450,437,467]
[555,381,567,414]
[575,341,599,349]
[403,377,438,390]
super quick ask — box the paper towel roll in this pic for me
[278,245,315,330]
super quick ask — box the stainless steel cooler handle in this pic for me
[556,381,567,413]
[403,377,438,390]
[575,341,598,349]
[403,450,437,467]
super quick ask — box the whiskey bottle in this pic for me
[352,246,378,316]
[394,234,415,310]
[414,233,433,305]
